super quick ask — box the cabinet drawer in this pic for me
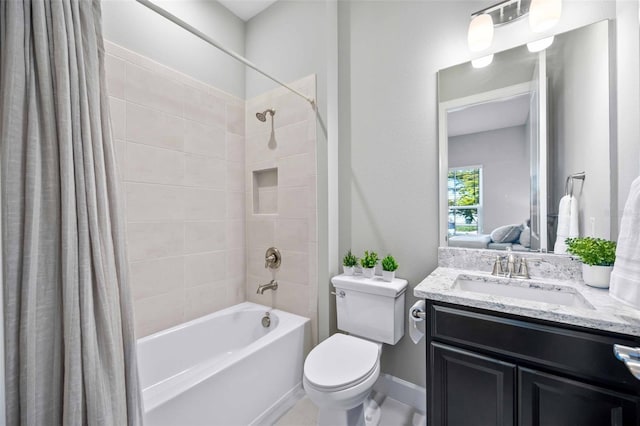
[429,302,640,390]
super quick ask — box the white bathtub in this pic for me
[137,302,310,426]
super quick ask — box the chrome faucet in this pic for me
[491,254,519,278]
[257,279,278,294]
[491,253,540,279]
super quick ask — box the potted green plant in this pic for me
[342,249,358,276]
[565,237,616,288]
[360,250,379,278]
[381,254,399,282]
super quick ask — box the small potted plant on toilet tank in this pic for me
[566,237,616,288]
[342,249,358,276]
[381,254,399,282]
[360,251,379,278]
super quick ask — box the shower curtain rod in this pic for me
[134,0,316,109]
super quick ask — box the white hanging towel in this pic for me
[554,195,580,254]
[610,176,640,308]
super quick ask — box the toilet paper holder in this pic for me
[411,308,426,320]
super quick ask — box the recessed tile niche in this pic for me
[253,168,278,214]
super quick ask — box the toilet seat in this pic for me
[304,334,380,392]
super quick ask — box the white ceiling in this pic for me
[217,0,278,21]
[447,94,531,138]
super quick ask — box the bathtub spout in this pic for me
[257,280,278,294]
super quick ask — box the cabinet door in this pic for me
[431,342,516,426]
[519,367,640,426]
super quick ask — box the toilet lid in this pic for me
[304,334,379,391]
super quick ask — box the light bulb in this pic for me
[529,0,562,33]
[527,36,555,52]
[472,54,494,69]
[468,14,494,52]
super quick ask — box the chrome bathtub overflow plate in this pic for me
[262,312,271,328]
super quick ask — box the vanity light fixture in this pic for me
[467,0,562,54]
[527,35,555,52]
[472,54,494,68]
[529,0,562,33]
[468,0,531,52]
[468,14,494,52]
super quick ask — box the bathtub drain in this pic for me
[261,312,271,328]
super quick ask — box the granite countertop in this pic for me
[414,266,640,337]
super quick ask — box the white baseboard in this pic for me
[251,383,306,426]
[373,374,427,415]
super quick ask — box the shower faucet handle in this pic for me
[265,247,281,269]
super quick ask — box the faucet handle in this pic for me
[265,254,275,268]
[516,258,529,278]
[264,247,281,269]
[491,255,505,276]
[516,257,543,279]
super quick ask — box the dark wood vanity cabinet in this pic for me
[426,301,640,426]
[431,342,516,425]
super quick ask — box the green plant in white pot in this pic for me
[566,237,617,288]
[342,250,358,276]
[381,255,398,282]
[360,251,379,278]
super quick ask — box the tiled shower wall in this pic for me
[104,42,318,340]
[245,76,319,344]
[104,41,246,337]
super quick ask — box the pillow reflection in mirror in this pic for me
[491,224,524,243]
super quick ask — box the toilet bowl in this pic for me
[303,333,382,426]
[303,274,408,425]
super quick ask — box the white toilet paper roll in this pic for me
[409,300,426,344]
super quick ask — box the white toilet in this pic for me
[303,274,408,426]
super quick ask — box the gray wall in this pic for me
[548,21,611,240]
[245,0,327,103]
[101,0,246,98]
[338,0,638,387]
[449,126,530,233]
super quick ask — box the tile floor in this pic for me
[274,391,426,426]
[274,397,318,426]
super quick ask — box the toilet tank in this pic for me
[331,274,408,345]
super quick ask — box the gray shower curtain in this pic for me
[0,0,143,425]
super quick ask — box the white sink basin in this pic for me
[453,274,595,310]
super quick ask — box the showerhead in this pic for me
[256,109,275,122]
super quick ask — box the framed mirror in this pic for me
[438,19,614,253]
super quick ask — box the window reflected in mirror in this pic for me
[448,167,482,236]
